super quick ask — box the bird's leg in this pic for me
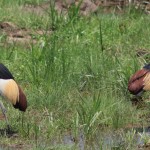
[0,101,10,131]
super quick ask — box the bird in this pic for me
[128,63,150,98]
[0,63,27,130]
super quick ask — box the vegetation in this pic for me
[0,0,150,149]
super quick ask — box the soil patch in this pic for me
[0,22,51,45]
[0,127,18,138]
[22,0,150,17]
[22,0,100,16]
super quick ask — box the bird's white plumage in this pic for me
[0,79,10,96]
[143,73,150,91]
[0,79,19,105]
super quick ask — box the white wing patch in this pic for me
[143,73,150,91]
[0,79,19,105]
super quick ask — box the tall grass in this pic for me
[0,1,150,149]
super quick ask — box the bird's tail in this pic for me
[0,79,27,112]
[13,86,27,112]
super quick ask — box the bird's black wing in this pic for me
[0,63,14,79]
[143,63,150,70]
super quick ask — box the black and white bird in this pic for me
[0,63,27,129]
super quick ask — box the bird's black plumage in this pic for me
[143,63,150,70]
[0,63,14,79]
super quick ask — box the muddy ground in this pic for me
[0,21,51,46]
[1,0,150,46]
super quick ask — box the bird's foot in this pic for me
[6,124,13,134]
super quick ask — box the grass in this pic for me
[0,0,150,149]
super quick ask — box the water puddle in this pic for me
[0,126,150,149]
[63,127,150,149]
[63,131,84,150]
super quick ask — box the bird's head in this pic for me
[143,63,150,70]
